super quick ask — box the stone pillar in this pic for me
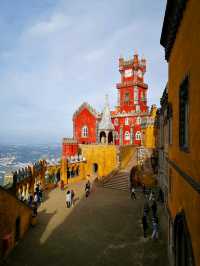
[105,131,109,144]
[120,126,123,145]
[130,127,133,144]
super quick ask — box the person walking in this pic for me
[151,201,157,218]
[142,214,148,238]
[131,186,136,200]
[33,192,38,206]
[71,189,75,206]
[66,190,71,208]
[142,183,146,195]
[85,181,90,198]
[149,189,153,201]
[151,217,159,240]
[144,200,150,216]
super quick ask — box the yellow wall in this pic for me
[119,145,136,169]
[168,0,200,264]
[0,188,32,258]
[61,158,86,184]
[80,144,118,179]
[144,125,156,148]
[144,106,157,148]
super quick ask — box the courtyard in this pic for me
[4,181,168,266]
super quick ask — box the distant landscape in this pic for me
[0,144,61,185]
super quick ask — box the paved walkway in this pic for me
[4,181,168,266]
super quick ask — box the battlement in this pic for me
[119,53,146,72]
[63,138,78,144]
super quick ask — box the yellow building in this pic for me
[161,0,200,265]
[142,104,157,148]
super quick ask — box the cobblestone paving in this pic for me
[4,181,168,266]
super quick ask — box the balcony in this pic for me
[116,80,148,89]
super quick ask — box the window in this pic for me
[124,92,130,104]
[125,117,129,125]
[179,76,189,150]
[136,116,141,125]
[134,86,138,104]
[114,118,118,126]
[141,91,146,101]
[136,105,140,113]
[82,126,88,137]
[125,131,130,140]
[135,131,141,140]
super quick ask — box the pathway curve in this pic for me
[4,181,168,266]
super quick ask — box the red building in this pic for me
[73,103,98,144]
[62,53,151,157]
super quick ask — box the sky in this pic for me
[0,0,167,145]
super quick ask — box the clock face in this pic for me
[124,69,133,78]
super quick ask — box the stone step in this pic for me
[103,180,129,186]
[103,183,129,191]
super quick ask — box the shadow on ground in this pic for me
[2,182,168,266]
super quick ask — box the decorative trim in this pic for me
[73,102,98,119]
[167,158,200,194]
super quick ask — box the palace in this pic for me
[62,53,157,159]
[60,53,157,185]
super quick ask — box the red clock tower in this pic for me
[117,53,148,113]
[111,53,149,146]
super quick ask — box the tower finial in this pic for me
[134,49,138,55]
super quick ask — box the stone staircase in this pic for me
[102,169,130,191]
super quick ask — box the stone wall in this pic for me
[0,187,32,259]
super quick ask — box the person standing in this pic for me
[71,189,75,206]
[151,201,157,218]
[131,186,136,200]
[151,217,159,240]
[142,214,148,238]
[142,183,146,195]
[85,181,90,197]
[66,190,71,208]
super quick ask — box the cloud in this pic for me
[27,13,71,36]
[0,0,168,144]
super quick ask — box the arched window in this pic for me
[125,117,129,125]
[82,126,88,137]
[125,131,130,140]
[114,118,118,126]
[135,131,141,140]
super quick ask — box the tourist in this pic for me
[142,214,148,238]
[131,186,136,200]
[60,180,64,190]
[144,200,150,216]
[32,202,38,217]
[142,183,146,195]
[39,188,43,202]
[33,192,38,206]
[28,193,33,207]
[66,190,71,208]
[151,216,159,240]
[151,201,157,218]
[157,188,164,203]
[71,189,75,206]
[85,181,90,197]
